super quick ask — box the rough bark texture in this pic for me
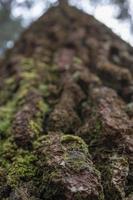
[0,3,133,200]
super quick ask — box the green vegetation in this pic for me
[61,135,88,154]
[61,135,89,171]
[7,151,37,187]
[0,101,16,136]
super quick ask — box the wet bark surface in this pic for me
[0,3,133,200]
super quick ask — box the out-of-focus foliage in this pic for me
[0,0,35,52]
[0,7,22,52]
[0,0,55,53]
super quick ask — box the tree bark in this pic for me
[58,0,68,6]
[0,3,133,200]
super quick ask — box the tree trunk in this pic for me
[0,3,133,200]
[58,0,68,6]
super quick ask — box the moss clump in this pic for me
[21,71,38,80]
[7,151,37,187]
[63,150,89,172]
[0,100,17,136]
[0,138,16,159]
[0,167,6,184]
[94,120,102,134]
[73,57,82,65]
[37,99,49,114]
[15,58,38,102]
[40,167,64,199]
[39,84,50,97]
[33,135,50,151]
[15,85,30,106]
[125,102,133,117]
[61,135,89,171]
[61,135,88,154]
[0,60,39,136]
[5,76,16,86]
[0,58,39,137]
[21,58,35,71]
[28,100,49,139]
[73,71,81,81]
[98,154,129,200]
[35,134,103,199]
[0,75,17,105]
[88,112,103,149]
[29,120,42,137]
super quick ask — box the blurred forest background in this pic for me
[0,0,133,55]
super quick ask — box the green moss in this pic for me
[0,120,10,135]
[5,76,16,85]
[97,154,129,200]
[21,71,38,80]
[17,58,38,98]
[21,58,35,71]
[0,57,60,194]
[42,167,62,186]
[33,133,105,199]
[89,118,103,148]
[0,167,7,193]
[49,65,59,73]
[40,167,64,200]
[125,102,133,116]
[0,65,39,135]
[73,71,81,81]
[61,135,88,154]
[61,134,83,143]
[0,139,16,171]
[33,135,50,150]
[29,120,42,137]
[0,76,16,105]
[74,193,82,200]
[0,138,16,157]
[37,99,49,114]
[15,85,30,105]
[94,119,102,134]
[28,100,49,138]
[13,58,50,108]
[46,65,60,82]
[60,135,89,171]
[63,151,88,172]
[7,151,37,187]
[73,57,82,64]
[39,84,49,97]
[0,100,17,135]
